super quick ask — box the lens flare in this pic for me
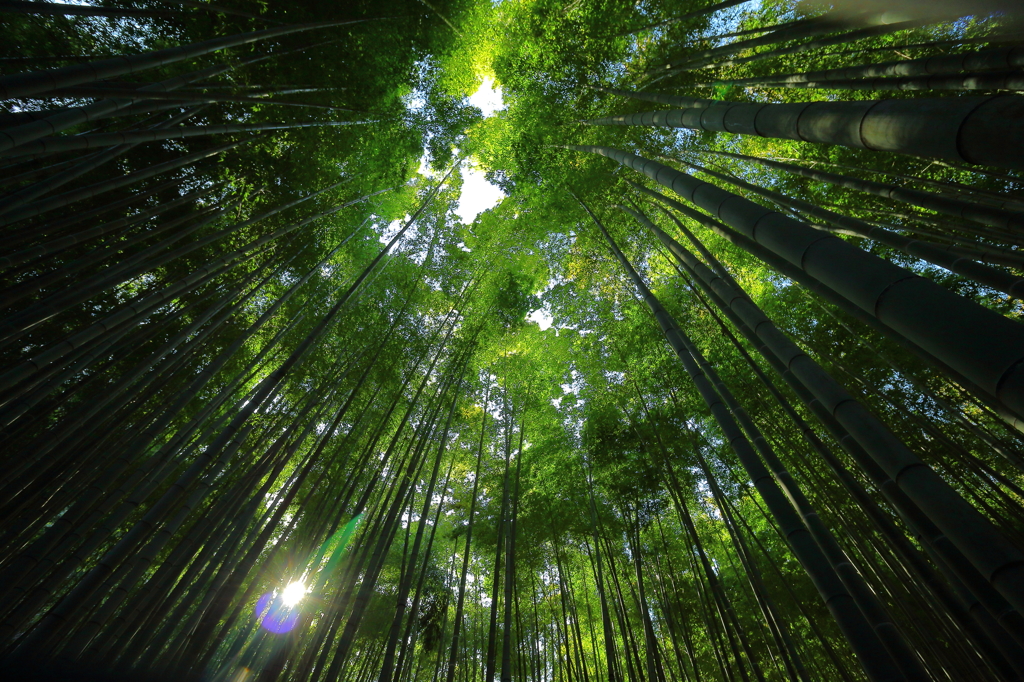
[229,667,251,682]
[254,592,299,634]
[249,516,361,638]
[281,580,306,607]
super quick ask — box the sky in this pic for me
[464,78,554,331]
[468,76,504,117]
[454,166,505,223]
[454,77,506,224]
[422,77,552,329]
[527,308,553,330]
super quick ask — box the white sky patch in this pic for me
[405,87,427,113]
[379,217,408,244]
[528,282,557,331]
[417,154,436,178]
[455,164,504,223]
[468,76,504,116]
[446,78,507,223]
[528,308,553,330]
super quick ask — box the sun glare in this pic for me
[281,581,306,607]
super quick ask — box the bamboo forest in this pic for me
[7,0,1024,680]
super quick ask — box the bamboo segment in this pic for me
[0,185,218,274]
[622,203,930,680]
[656,208,1024,669]
[1,120,372,159]
[576,145,1024,424]
[0,59,244,153]
[0,139,247,227]
[0,18,366,101]
[668,159,1024,297]
[0,1,176,18]
[583,95,1024,170]
[0,105,207,214]
[582,198,905,682]
[681,274,1024,679]
[711,45,1024,86]
[647,13,912,76]
[574,145,1024,621]
[739,71,1024,92]
[705,150,1024,232]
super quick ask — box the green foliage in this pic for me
[4,2,1024,682]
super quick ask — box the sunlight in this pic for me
[281,580,306,607]
[467,76,504,116]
